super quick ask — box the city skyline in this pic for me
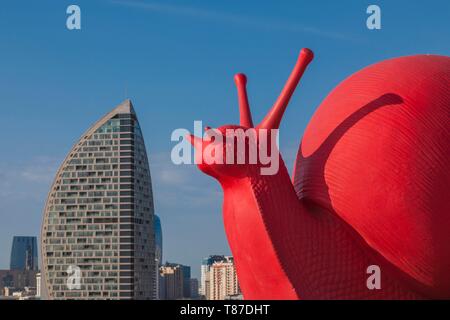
[1,230,230,300]
[1,0,449,282]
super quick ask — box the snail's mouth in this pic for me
[186,130,281,176]
[186,133,203,150]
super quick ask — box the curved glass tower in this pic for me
[153,214,163,299]
[41,100,156,300]
[154,215,162,264]
[10,236,38,271]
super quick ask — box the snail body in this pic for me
[189,49,450,299]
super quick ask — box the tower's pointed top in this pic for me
[113,99,135,114]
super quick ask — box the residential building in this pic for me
[201,256,240,300]
[159,263,184,300]
[190,278,199,299]
[40,100,156,300]
[200,255,225,297]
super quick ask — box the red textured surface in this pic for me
[190,50,450,299]
[294,54,450,298]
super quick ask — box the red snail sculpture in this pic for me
[188,48,450,299]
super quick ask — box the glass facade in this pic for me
[41,100,156,300]
[10,236,38,271]
[154,215,162,264]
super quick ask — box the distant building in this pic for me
[209,257,240,300]
[3,287,15,297]
[182,265,191,298]
[225,293,243,300]
[159,263,184,300]
[201,256,240,300]
[0,270,37,296]
[200,255,226,297]
[158,263,194,300]
[154,215,163,264]
[204,279,210,300]
[10,236,38,271]
[190,278,199,299]
[36,273,41,298]
[158,272,166,300]
[154,215,163,299]
[3,286,37,300]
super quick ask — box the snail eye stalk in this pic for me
[258,48,314,130]
[234,73,254,128]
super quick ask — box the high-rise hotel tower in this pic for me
[41,100,156,299]
[10,236,38,271]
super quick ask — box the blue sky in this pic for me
[0,0,449,279]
